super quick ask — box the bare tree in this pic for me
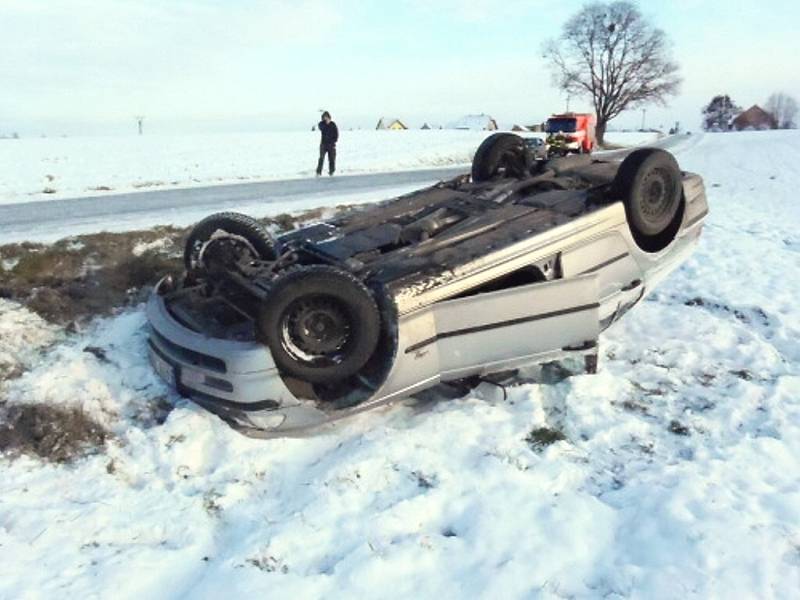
[765,92,798,129]
[543,1,681,145]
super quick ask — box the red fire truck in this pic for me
[546,113,596,155]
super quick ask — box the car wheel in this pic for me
[471,133,532,182]
[257,266,381,384]
[612,148,683,252]
[184,212,278,271]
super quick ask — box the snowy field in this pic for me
[0,130,658,204]
[2,130,799,598]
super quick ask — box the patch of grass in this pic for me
[1,232,183,325]
[0,363,25,382]
[109,252,182,290]
[203,490,223,517]
[411,470,436,489]
[525,426,567,451]
[618,399,651,415]
[271,213,297,232]
[0,403,109,463]
[630,380,669,397]
[441,527,458,538]
[730,369,754,381]
[245,555,288,574]
[668,419,690,436]
[11,247,89,283]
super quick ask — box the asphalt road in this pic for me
[0,167,467,243]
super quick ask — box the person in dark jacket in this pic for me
[316,111,339,176]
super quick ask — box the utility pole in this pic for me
[135,116,144,135]
[640,108,646,130]
[565,94,571,112]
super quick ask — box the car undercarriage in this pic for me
[147,136,708,436]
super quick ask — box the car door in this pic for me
[424,272,600,379]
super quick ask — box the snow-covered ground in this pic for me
[604,130,663,147]
[3,130,799,598]
[0,130,658,205]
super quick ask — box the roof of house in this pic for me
[732,105,777,130]
[376,117,408,130]
[448,113,498,130]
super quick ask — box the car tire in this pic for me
[471,133,532,182]
[612,148,683,252]
[257,265,381,384]
[184,212,277,271]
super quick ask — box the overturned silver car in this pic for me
[146,134,707,436]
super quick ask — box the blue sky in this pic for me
[2,0,799,135]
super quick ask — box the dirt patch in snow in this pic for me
[0,403,110,463]
[525,426,567,450]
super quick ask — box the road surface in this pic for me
[0,167,466,243]
[0,135,695,244]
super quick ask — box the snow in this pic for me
[0,130,491,204]
[0,129,660,206]
[2,130,800,598]
[0,300,60,380]
[604,131,663,146]
[132,237,172,257]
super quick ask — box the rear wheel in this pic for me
[471,133,531,182]
[257,266,381,384]
[184,212,277,272]
[612,148,683,252]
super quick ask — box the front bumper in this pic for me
[146,283,330,435]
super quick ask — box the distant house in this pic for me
[449,114,499,131]
[376,118,408,131]
[731,105,777,131]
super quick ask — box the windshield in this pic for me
[546,118,577,133]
